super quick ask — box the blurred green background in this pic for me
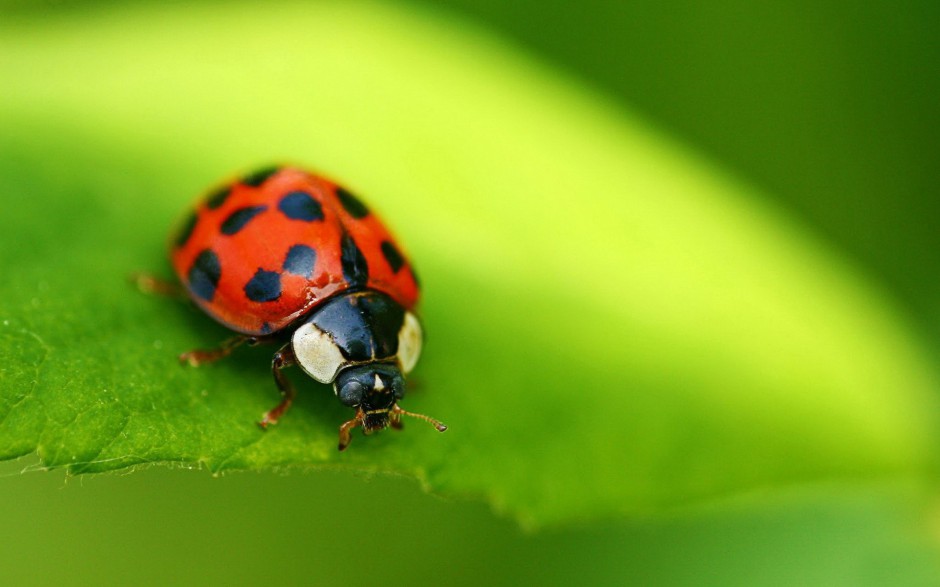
[428,0,940,352]
[3,0,940,585]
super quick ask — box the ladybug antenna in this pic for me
[392,404,448,433]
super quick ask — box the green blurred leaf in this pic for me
[1,1,938,526]
[3,462,940,586]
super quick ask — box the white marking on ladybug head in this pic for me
[292,322,347,384]
[397,312,422,375]
[373,374,385,391]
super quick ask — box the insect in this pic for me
[144,165,445,450]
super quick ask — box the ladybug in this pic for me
[147,165,445,450]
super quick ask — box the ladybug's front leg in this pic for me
[259,343,297,429]
[179,335,254,367]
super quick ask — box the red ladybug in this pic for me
[149,166,445,450]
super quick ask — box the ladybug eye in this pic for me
[339,380,365,407]
[391,373,405,399]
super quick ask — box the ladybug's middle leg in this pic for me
[259,343,297,429]
[179,335,254,367]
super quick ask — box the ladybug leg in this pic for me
[259,343,297,429]
[130,272,186,299]
[338,410,364,451]
[179,335,254,367]
[389,409,403,430]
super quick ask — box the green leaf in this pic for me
[1,2,938,526]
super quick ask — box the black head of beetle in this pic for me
[336,363,403,429]
[334,362,446,450]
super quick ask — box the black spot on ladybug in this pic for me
[205,185,231,209]
[278,191,324,222]
[174,211,198,247]
[336,187,369,219]
[220,205,268,235]
[188,249,221,302]
[340,233,369,287]
[244,268,282,303]
[241,166,281,187]
[380,241,405,273]
[283,244,317,278]
[260,323,273,335]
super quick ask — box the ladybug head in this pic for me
[334,363,446,451]
[336,363,403,431]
